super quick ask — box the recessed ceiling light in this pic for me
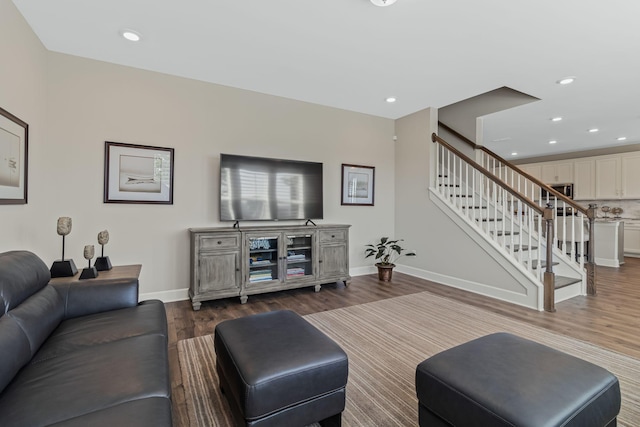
[549,140,557,144]
[511,152,518,156]
[120,29,142,42]
[371,0,397,6]
[551,117,563,122]
[557,76,575,85]
[385,97,397,103]
[588,128,599,133]
[617,136,627,141]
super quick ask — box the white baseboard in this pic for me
[350,266,376,276]
[395,264,541,311]
[140,288,189,303]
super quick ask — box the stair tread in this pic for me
[524,260,560,269]
[506,244,538,252]
[555,275,582,289]
[476,218,503,222]
[491,231,520,236]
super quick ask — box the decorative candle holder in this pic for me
[50,217,78,277]
[79,244,99,280]
[94,230,112,271]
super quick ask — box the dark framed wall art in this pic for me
[341,163,375,206]
[104,141,174,204]
[0,106,28,205]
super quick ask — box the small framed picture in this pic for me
[341,164,374,206]
[0,106,28,204]
[104,141,174,204]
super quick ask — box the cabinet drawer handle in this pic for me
[331,235,335,238]
[217,241,222,245]
[319,260,323,263]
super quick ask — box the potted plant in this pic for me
[365,237,416,282]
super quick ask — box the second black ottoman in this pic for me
[214,310,348,427]
[415,332,621,427]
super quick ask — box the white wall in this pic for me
[1,10,397,298]
[394,108,533,300]
[0,0,47,251]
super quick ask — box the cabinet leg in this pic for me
[192,301,201,311]
[314,284,321,293]
[344,280,350,287]
[240,295,248,304]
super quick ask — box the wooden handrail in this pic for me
[432,133,543,215]
[437,121,590,218]
[438,121,478,149]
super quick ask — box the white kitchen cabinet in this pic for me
[595,156,621,199]
[519,163,542,181]
[541,161,573,184]
[573,159,595,200]
[620,153,640,199]
[624,222,640,257]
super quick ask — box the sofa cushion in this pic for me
[48,397,172,427]
[0,334,171,426]
[0,250,51,315]
[0,316,31,393]
[31,299,167,364]
[0,285,64,393]
[8,285,64,355]
[53,278,140,320]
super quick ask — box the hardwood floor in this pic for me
[165,257,640,425]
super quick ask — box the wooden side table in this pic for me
[49,264,141,285]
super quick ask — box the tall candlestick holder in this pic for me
[94,230,112,271]
[79,245,98,280]
[50,217,78,277]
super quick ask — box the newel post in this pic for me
[543,203,556,313]
[586,204,598,295]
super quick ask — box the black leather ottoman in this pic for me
[415,332,621,427]
[214,310,348,427]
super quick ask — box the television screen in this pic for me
[220,154,323,221]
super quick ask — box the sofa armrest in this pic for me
[52,278,139,320]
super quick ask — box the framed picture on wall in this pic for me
[0,106,28,205]
[104,141,174,204]
[341,163,374,206]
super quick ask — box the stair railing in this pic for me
[437,121,596,296]
[432,133,558,311]
[475,147,596,296]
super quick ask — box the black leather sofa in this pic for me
[0,250,172,426]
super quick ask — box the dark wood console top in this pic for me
[49,264,142,285]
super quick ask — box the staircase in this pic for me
[431,131,597,312]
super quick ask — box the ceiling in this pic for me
[12,0,640,160]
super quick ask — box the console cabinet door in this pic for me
[190,232,241,310]
[319,243,349,279]
[318,229,349,282]
[198,252,240,293]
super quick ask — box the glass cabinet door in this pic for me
[285,234,314,279]
[247,236,279,283]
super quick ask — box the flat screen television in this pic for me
[220,154,323,221]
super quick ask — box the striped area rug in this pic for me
[177,291,640,426]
